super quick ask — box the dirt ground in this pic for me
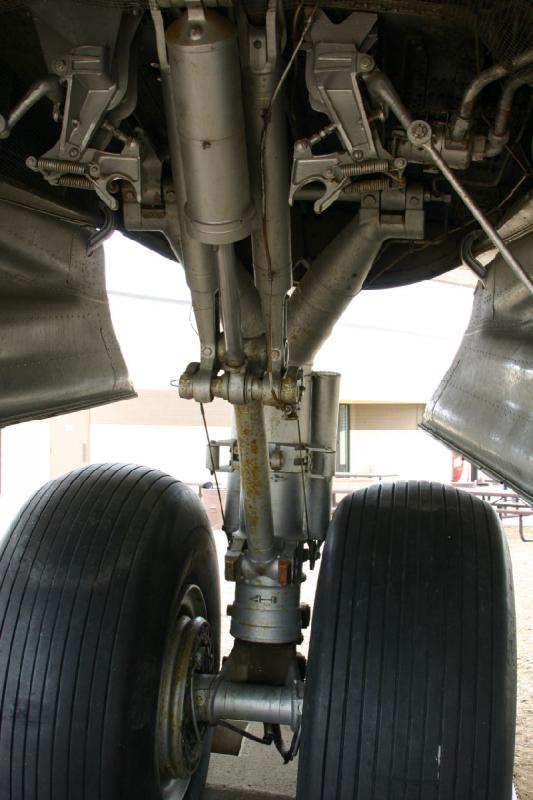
[510,526,533,800]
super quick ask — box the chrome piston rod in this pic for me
[216,244,245,368]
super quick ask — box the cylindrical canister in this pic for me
[166,10,254,244]
[307,371,341,540]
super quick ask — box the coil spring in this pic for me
[36,157,87,175]
[345,177,392,194]
[56,175,93,190]
[338,159,390,178]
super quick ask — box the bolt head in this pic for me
[188,24,203,41]
[359,55,375,73]
[353,149,364,161]
[53,59,67,75]
[253,39,262,49]
[88,163,100,178]
[68,146,80,159]
[408,120,432,147]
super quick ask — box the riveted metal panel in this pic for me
[422,232,533,502]
[0,198,134,426]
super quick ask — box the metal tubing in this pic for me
[216,244,245,368]
[452,48,533,141]
[492,66,533,139]
[195,676,302,731]
[234,402,276,564]
[362,70,413,132]
[156,29,219,402]
[0,76,62,139]
[425,143,533,296]
[287,215,387,366]
[370,69,533,299]
[244,43,292,377]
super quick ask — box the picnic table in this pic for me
[461,486,532,542]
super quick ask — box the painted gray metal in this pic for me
[0,198,134,426]
[422,232,533,503]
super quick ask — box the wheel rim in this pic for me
[157,584,215,799]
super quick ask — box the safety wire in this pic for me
[199,402,231,544]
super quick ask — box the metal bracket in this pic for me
[289,140,406,214]
[28,9,141,210]
[206,439,238,474]
[308,447,336,479]
[291,11,403,213]
[183,0,206,23]
[180,362,303,408]
[305,12,381,158]
[27,139,141,211]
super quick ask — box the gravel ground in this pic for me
[211,525,533,798]
[510,526,533,800]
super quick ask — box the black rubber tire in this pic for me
[0,463,220,800]
[297,482,516,800]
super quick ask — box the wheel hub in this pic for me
[157,585,215,782]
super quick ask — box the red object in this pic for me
[452,453,465,483]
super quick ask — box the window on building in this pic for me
[336,403,350,473]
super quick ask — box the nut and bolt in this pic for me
[408,120,432,146]
[393,157,407,170]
